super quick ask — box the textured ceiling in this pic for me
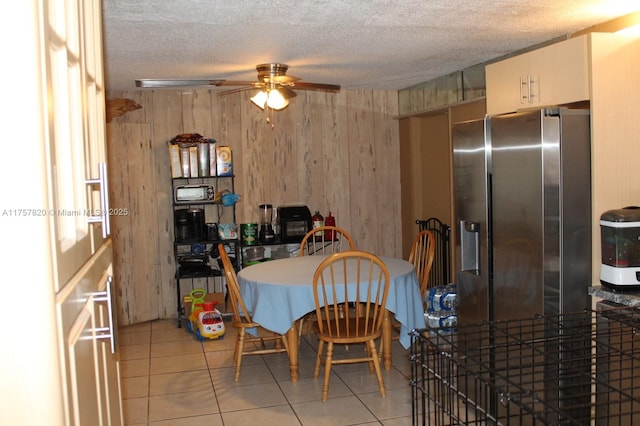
[101,0,640,92]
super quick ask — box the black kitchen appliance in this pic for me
[174,208,205,242]
[278,205,312,243]
[178,254,212,276]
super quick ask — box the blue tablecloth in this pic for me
[237,255,425,349]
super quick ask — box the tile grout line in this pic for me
[120,320,414,425]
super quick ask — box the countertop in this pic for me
[589,285,640,308]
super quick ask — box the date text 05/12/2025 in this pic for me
[1,208,130,217]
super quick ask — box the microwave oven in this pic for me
[174,184,215,204]
[278,205,312,243]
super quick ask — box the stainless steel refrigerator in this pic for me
[452,108,593,420]
[453,108,592,325]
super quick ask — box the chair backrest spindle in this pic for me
[408,229,437,303]
[313,251,390,339]
[300,225,355,256]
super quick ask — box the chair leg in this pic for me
[297,315,316,342]
[365,343,375,374]
[234,328,245,382]
[368,340,386,398]
[314,340,324,379]
[321,342,334,402]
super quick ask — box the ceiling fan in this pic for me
[135,63,340,110]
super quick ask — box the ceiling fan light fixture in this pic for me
[266,89,289,110]
[251,90,268,109]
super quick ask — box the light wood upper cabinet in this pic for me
[486,35,590,115]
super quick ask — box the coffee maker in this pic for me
[258,203,276,243]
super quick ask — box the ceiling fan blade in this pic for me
[279,87,297,99]
[135,79,227,88]
[135,65,340,94]
[216,86,256,96]
[291,81,341,92]
[218,80,261,87]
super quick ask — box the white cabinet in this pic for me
[486,35,590,115]
[47,0,124,424]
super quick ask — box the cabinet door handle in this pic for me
[94,275,117,354]
[85,162,111,238]
[520,76,526,104]
[527,74,534,104]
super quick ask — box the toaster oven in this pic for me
[174,184,215,204]
[278,205,312,243]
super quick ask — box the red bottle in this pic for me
[324,212,336,240]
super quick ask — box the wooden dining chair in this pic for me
[218,244,289,381]
[297,225,356,337]
[410,229,437,304]
[299,225,355,256]
[380,229,436,356]
[312,250,390,402]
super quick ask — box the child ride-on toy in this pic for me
[186,288,225,341]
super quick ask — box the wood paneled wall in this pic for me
[107,88,400,325]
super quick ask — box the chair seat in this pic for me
[313,318,383,344]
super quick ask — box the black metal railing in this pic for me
[416,218,451,286]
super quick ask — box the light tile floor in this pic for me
[119,319,416,425]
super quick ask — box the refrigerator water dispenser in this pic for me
[460,220,480,274]
[600,206,640,289]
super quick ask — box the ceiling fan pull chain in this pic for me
[268,106,275,129]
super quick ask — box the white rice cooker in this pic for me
[600,206,640,289]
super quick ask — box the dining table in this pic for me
[236,254,426,382]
